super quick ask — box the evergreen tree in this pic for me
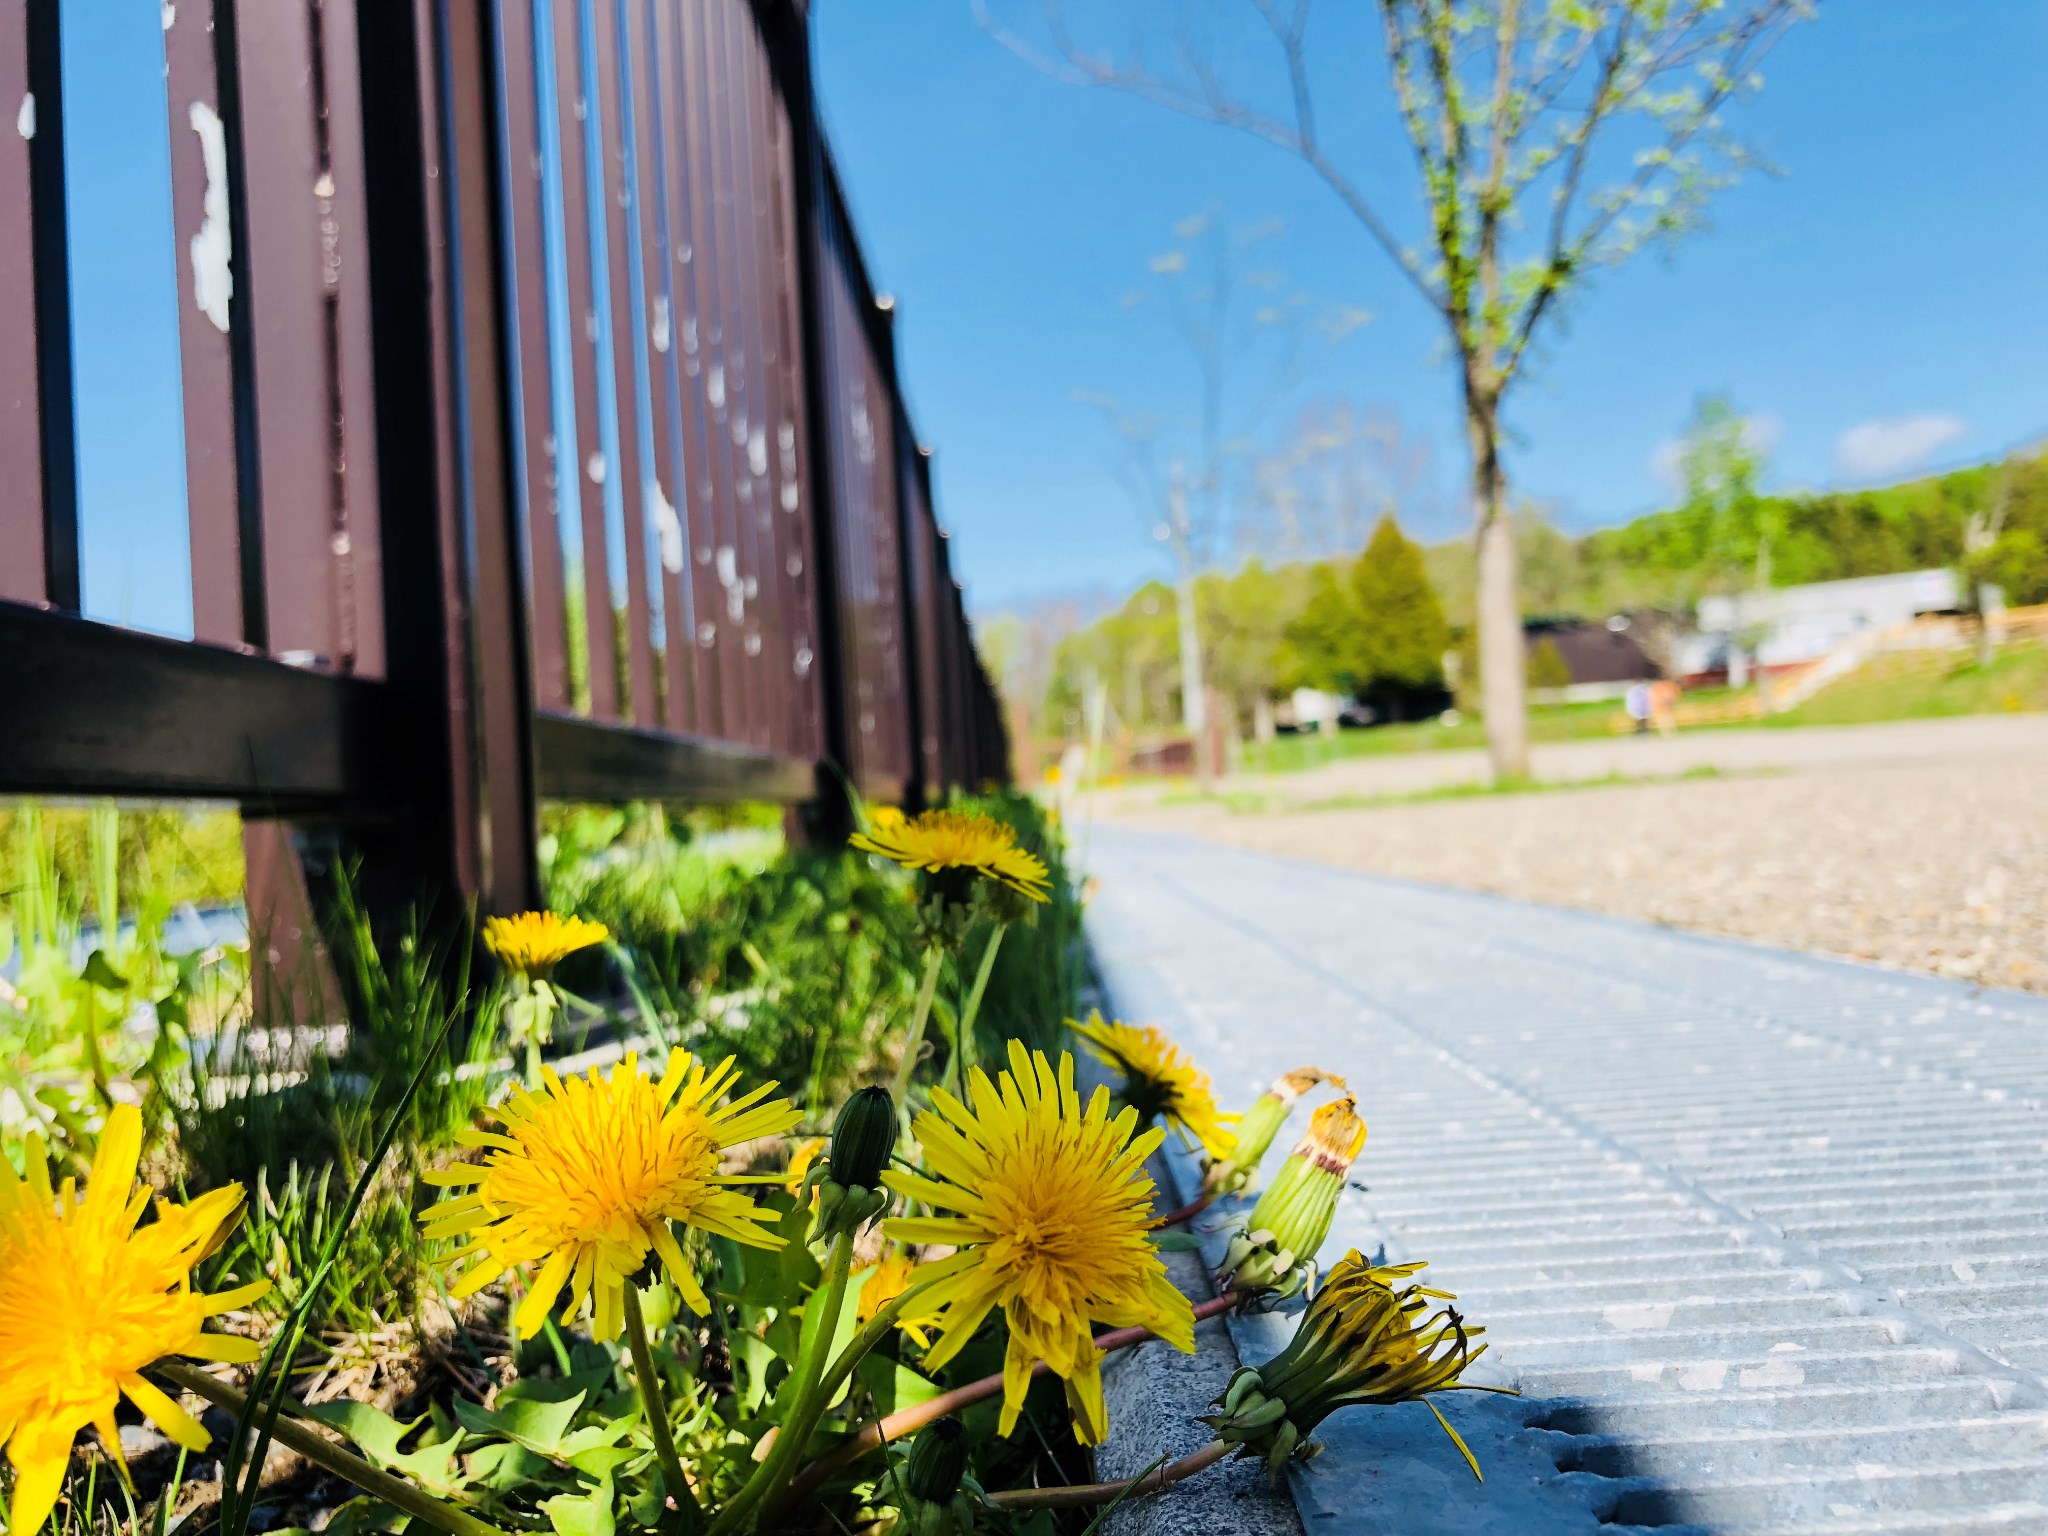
[1352,515,1450,691]
[1280,562,1359,694]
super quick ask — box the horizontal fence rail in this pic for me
[0,0,1007,916]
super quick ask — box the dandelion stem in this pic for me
[1151,1190,1217,1229]
[787,1292,1242,1500]
[622,1285,700,1522]
[706,1232,856,1536]
[950,921,1006,1093]
[153,1362,510,1536]
[987,1440,1231,1510]
[889,943,947,1107]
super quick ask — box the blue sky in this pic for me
[811,1,2048,612]
[55,1,2048,638]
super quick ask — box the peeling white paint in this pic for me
[647,478,682,574]
[17,93,34,141]
[1951,1259,1978,1282]
[715,545,744,621]
[187,101,233,332]
[1676,1361,1727,1391]
[706,364,725,409]
[651,295,670,354]
[1627,1362,1663,1383]
[586,451,606,485]
[793,644,812,677]
[1604,1302,1676,1332]
[743,631,761,657]
[162,2,175,29]
[1738,1356,1805,1389]
[747,427,767,477]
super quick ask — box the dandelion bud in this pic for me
[830,1086,897,1191]
[1218,1097,1366,1297]
[1203,1251,1499,1483]
[1206,1067,1345,1194]
[895,1416,982,1534]
[904,1416,969,1504]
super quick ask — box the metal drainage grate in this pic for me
[1087,828,2048,1536]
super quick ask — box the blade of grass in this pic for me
[217,938,474,1536]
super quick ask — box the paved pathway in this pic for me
[1086,826,2048,1536]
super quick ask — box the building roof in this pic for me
[1525,618,1660,684]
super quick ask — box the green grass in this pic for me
[1167,763,1740,816]
[1230,638,2048,777]
[1762,639,2048,727]
[1235,696,1624,773]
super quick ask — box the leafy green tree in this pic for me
[997,0,1811,779]
[1280,562,1360,694]
[1526,636,1573,692]
[1352,514,1449,692]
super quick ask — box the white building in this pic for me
[1693,568,1997,674]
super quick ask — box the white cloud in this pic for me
[1833,414,1967,481]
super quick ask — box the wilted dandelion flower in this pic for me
[1206,1249,1504,1481]
[481,910,609,980]
[1207,1066,1347,1194]
[1070,1011,1237,1163]
[423,1050,800,1337]
[849,809,1050,904]
[883,1041,1195,1443]
[1219,1097,1367,1296]
[0,1105,270,1536]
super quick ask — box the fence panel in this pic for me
[0,0,1007,924]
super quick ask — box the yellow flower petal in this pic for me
[421,1050,796,1339]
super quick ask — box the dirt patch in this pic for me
[1101,754,2048,993]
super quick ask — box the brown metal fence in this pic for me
[0,0,1007,919]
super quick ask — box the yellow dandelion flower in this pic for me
[848,810,1050,903]
[855,1250,940,1348]
[481,911,609,979]
[1069,1011,1237,1162]
[422,1050,801,1339]
[0,1105,269,1536]
[784,1135,828,1193]
[883,1041,1195,1444]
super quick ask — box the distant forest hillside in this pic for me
[1028,445,2047,738]
[1428,445,2048,628]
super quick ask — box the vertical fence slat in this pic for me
[756,19,821,762]
[319,0,385,677]
[679,0,747,743]
[625,0,695,732]
[702,0,762,748]
[730,10,791,755]
[589,0,658,726]
[234,0,380,672]
[495,0,571,711]
[549,0,619,719]
[163,0,245,646]
[0,0,48,604]
[655,0,723,735]
[750,23,813,762]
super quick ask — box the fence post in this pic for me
[760,0,853,844]
[351,0,541,920]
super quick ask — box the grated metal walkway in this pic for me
[1084,825,2048,1536]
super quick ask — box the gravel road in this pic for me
[1093,714,2048,992]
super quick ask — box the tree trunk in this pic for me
[1168,448,1214,791]
[1465,389,1528,780]
[1251,692,1275,744]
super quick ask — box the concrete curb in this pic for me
[1079,974,1307,1536]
